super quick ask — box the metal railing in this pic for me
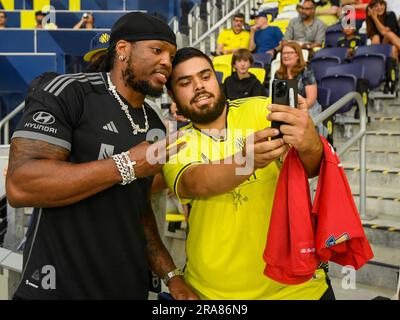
[312,92,367,219]
[0,101,25,145]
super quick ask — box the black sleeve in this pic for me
[12,78,85,151]
[385,12,400,36]
[251,82,268,97]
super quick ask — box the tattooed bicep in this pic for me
[7,138,70,175]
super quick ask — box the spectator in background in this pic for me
[74,12,95,30]
[285,0,326,50]
[249,11,283,56]
[274,41,326,135]
[222,49,267,100]
[216,13,250,55]
[84,32,110,72]
[0,11,7,29]
[337,24,364,57]
[366,0,400,61]
[341,0,371,29]
[35,10,46,28]
[314,0,340,26]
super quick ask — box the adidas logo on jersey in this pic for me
[103,121,119,133]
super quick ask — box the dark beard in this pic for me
[122,55,163,97]
[178,89,227,124]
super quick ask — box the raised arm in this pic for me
[177,128,288,198]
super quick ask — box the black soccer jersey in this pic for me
[12,72,165,299]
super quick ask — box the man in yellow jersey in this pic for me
[163,47,336,300]
[216,13,250,55]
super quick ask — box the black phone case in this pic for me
[271,79,298,139]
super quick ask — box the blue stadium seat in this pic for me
[325,62,365,79]
[325,30,344,48]
[317,86,331,110]
[355,44,392,58]
[309,56,341,82]
[353,44,398,92]
[326,22,343,33]
[352,54,386,90]
[313,47,349,63]
[320,74,358,113]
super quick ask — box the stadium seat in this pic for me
[213,54,232,83]
[325,62,366,80]
[309,56,341,82]
[326,23,343,33]
[325,30,344,48]
[355,44,393,58]
[317,86,331,110]
[320,74,358,113]
[313,47,349,63]
[351,54,386,90]
[215,71,223,84]
[249,67,266,84]
[275,11,298,21]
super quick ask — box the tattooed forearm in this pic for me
[7,138,69,177]
[141,204,176,278]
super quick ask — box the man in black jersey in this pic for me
[6,12,198,300]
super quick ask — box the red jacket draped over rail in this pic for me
[263,137,374,285]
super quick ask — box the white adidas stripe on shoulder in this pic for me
[45,73,103,94]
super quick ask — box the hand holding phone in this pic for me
[271,79,298,139]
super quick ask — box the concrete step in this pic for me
[370,100,400,117]
[342,116,400,131]
[362,215,400,248]
[334,130,400,150]
[340,148,400,167]
[329,276,397,300]
[348,185,400,219]
[343,162,400,190]
[328,243,400,291]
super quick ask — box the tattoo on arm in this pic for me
[7,138,69,177]
[141,202,175,278]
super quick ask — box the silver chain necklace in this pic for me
[106,73,149,135]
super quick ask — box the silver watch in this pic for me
[162,268,184,285]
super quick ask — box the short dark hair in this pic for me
[232,48,254,66]
[35,10,45,17]
[166,47,215,90]
[303,0,316,7]
[233,13,245,20]
[0,11,7,18]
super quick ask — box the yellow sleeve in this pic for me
[217,29,228,45]
[162,136,203,205]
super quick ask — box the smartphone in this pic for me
[271,79,298,139]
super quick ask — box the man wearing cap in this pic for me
[84,32,110,73]
[7,12,198,300]
[249,11,283,56]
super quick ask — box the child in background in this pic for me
[337,25,364,57]
[222,49,267,100]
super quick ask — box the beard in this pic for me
[121,54,163,97]
[177,89,227,124]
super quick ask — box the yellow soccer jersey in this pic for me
[162,97,328,300]
[217,29,250,52]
